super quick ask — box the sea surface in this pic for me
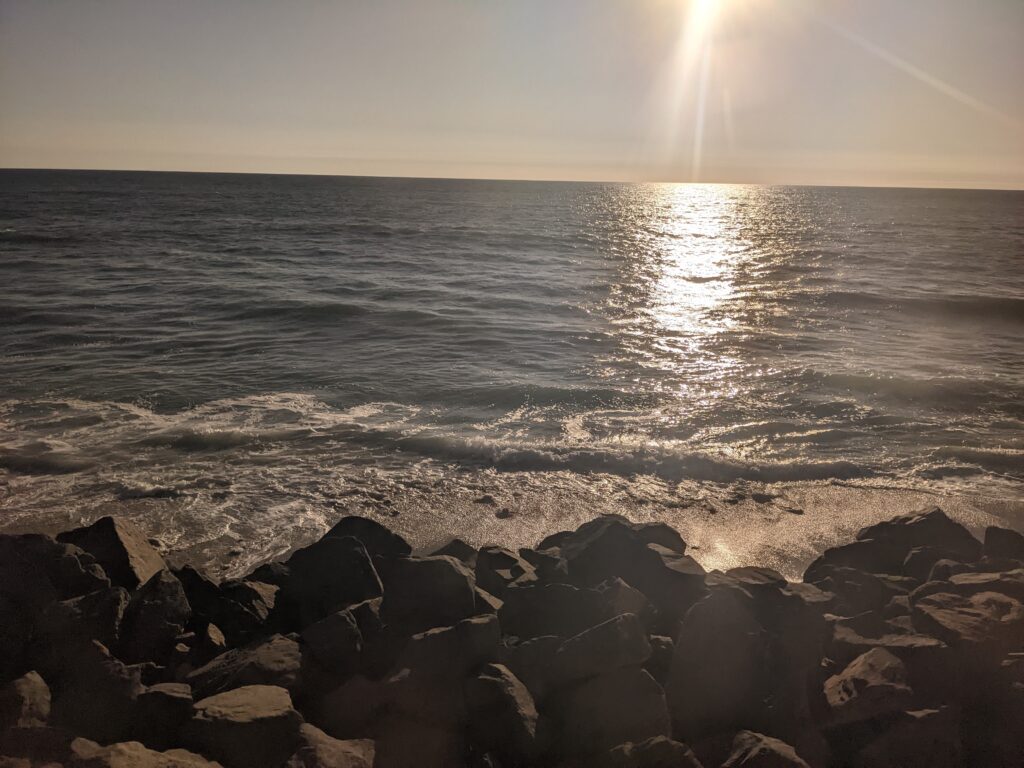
[2,170,1023,576]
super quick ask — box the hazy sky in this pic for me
[2,0,1022,187]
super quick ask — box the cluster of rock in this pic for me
[1,507,1022,767]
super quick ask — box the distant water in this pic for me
[2,170,1022,574]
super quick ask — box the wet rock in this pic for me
[187,634,302,699]
[380,555,476,635]
[463,663,538,766]
[0,671,50,729]
[474,546,537,597]
[552,666,670,758]
[721,730,810,768]
[984,525,1024,561]
[183,685,303,768]
[551,613,651,686]
[600,736,704,768]
[277,537,382,630]
[856,507,981,565]
[499,582,611,640]
[823,648,913,726]
[133,682,194,751]
[285,724,374,768]
[56,516,165,591]
[324,516,411,559]
[118,569,192,665]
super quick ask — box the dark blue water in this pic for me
[2,170,1022,573]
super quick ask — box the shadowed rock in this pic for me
[600,736,704,768]
[285,723,374,768]
[984,526,1024,561]
[0,671,50,730]
[551,612,651,686]
[721,730,810,768]
[463,663,538,765]
[823,648,914,726]
[380,555,477,635]
[187,634,302,699]
[57,516,165,590]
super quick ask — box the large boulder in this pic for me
[32,587,130,675]
[463,663,538,765]
[600,736,704,768]
[285,724,374,768]
[984,526,1024,561]
[324,516,411,559]
[850,707,962,768]
[119,569,192,664]
[380,555,476,635]
[187,634,302,699]
[499,582,611,640]
[301,610,363,677]
[552,666,670,758]
[133,682,194,751]
[823,648,914,727]
[474,546,537,597]
[0,671,50,729]
[67,737,222,767]
[857,507,981,565]
[721,730,811,768]
[500,635,562,703]
[176,567,276,647]
[183,685,303,768]
[911,589,1024,654]
[551,613,652,686]
[57,516,165,590]
[274,536,382,631]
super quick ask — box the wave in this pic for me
[0,448,94,475]
[803,291,1024,323]
[929,446,1024,475]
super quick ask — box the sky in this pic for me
[1,0,1022,188]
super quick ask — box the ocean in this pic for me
[2,169,1022,577]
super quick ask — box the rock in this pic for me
[911,589,1024,654]
[57,516,165,590]
[0,671,50,729]
[596,577,653,623]
[474,546,536,597]
[324,516,411,559]
[823,648,913,726]
[176,567,276,647]
[902,546,963,582]
[50,641,144,744]
[133,682,194,751]
[473,587,503,615]
[428,538,477,567]
[601,736,704,768]
[277,537,382,630]
[551,613,652,685]
[644,635,674,686]
[945,568,1024,601]
[499,582,611,640]
[67,738,223,767]
[500,634,561,703]
[0,725,77,765]
[395,615,501,681]
[311,675,392,740]
[721,730,810,768]
[518,547,568,582]
[856,507,981,564]
[187,634,302,699]
[542,515,686,558]
[553,666,670,758]
[183,685,303,768]
[32,587,130,673]
[667,588,766,740]
[984,526,1024,561]
[463,664,538,765]
[285,724,374,768]
[804,539,903,582]
[119,570,192,664]
[371,716,462,768]
[807,566,909,615]
[380,555,477,635]
[301,610,362,676]
[851,707,962,768]
[249,562,291,588]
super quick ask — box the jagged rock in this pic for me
[721,730,810,768]
[285,724,374,768]
[807,566,910,614]
[928,559,971,581]
[302,610,362,676]
[667,588,766,740]
[474,546,536,597]
[552,666,670,758]
[600,736,704,768]
[0,725,78,765]
[911,589,1024,653]
[464,664,538,765]
[856,507,981,564]
[133,682,194,751]
[804,540,903,582]
[249,562,291,588]
[428,538,477,567]
[396,615,501,681]
[726,567,788,590]
[277,536,382,630]
[312,674,392,740]
[644,635,673,686]
[518,547,568,582]
[183,685,303,768]
[119,570,192,664]
[324,516,411,559]
[176,567,276,647]
[551,613,651,686]
[984,526,1024,561]
[500,634,561,703]
[50,641,144,744]
[68,738,223,767]
[901,546,963,582]
[596,578,652,623]
[57,516,165,590]
[473,587,502,615]
[187,634,302,699]
[32,587,130,674]
[945,568,1024,601]
[823,648,913,726]
[499,582,611,640]
[0,671,50,729]
[541,515,686,558]
[851,707,961,768]
[380,555,476,635]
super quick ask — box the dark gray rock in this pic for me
[551,613,651,686]
[851,707,962,768]
[380,555,476,635]
[176,566,276,647]
[499,582,611,640]
[500,634,561,703]
[133,682,194,751]
[464,663,538,766]
[301,609,363,676]
[984,526,1024,561]
[474,546,536,597]
[187,634,302,699]
[286,723,375,768]
[57,516,165,590]
[911,589,1024,654]
[428,538,477,567]
[324,516,411,559]
[600,736,704,768]
[119,569,192,664]
[721,730,810,768]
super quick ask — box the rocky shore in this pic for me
[1,507,1022,767]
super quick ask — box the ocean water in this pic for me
[2,170,1023,576]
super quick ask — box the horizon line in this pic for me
[1,165,1022,194]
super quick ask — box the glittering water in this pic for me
[1,170,1022,574]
